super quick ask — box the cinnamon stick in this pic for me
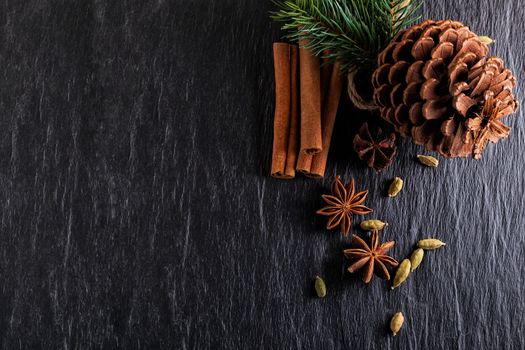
[299,40,322,155]
[297,56,331,176]
[320,55,333,105]
[309,62,343,178]
[283,45,299,177]
[271,43,293,179]
[296,152,313,174]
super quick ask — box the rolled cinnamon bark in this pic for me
[309,62,343,178]
[296,152,313,174]
[283,45,299,178]
[320,54,333,106]
[299,40,322,155]
[297,55,331,176]
[271,43,293,179]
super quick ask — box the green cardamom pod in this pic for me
[360,220,387,231]
[417,155,439,167]
[478,36,494,45]
[418,238,446,250]
[388,177,404,197]
[314,276,327,298]
[410,248,424,272]
[390,312,405,336]
[391,259,411,290]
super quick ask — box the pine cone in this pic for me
[353,122,397,171]
[372,20,518,159]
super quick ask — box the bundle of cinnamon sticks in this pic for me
[270,42,343,179]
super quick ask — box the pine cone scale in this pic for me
[406,61,425,83]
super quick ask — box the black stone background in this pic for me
[0,0,524,349]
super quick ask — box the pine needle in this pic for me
[271,0,421,73]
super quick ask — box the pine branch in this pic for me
[271,0,421,73]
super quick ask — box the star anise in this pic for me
[343,230,399,284]
[353,122,397,172]
[316,176,373,236]
[466,90,518,159]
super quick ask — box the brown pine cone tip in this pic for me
[372,19,518,159]
[353,122,397,171]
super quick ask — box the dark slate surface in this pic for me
[0,0,524,349]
